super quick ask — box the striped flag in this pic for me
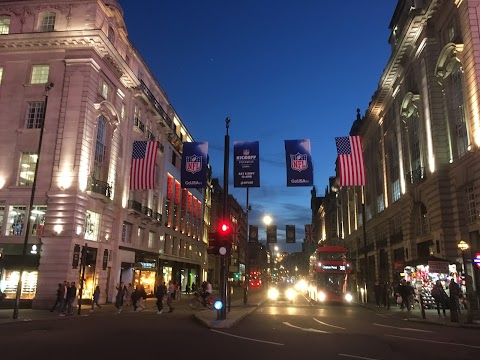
[335,136,366,186]
[130,141,158,190]
[304,224,314,243]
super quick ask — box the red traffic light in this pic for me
[218,221,231,236]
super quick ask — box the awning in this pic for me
[404,255,452,266]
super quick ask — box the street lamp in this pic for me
[13,82,54,319]
[457,240,472,323]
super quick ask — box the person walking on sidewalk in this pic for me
[155,281,167,314]
[91,285,101,311]
[115,282,125,314]
[431,280,447,316]
[66,282,77,315]
[374,280,382,307]
[50,283,63,312]
[167,281,175,313]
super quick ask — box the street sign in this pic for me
[474,253,480,269]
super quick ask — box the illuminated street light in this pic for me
[263,215,272,226]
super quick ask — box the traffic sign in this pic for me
[474,253,480,269]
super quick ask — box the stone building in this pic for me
[316,0,480,298]
[0,0,208,309]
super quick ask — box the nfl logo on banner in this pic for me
[290,153,308,172]
[186,155,202,174]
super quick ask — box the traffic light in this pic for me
[207,221,232,255]
[218,220,232,239]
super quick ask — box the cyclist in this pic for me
[200,280,212,306]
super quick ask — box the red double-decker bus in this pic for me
[307,246,354,304]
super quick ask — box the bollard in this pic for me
[419,294,426,319]
[450,296,459,322]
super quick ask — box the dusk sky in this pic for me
[121,1,397,253]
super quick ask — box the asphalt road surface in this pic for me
[0,292,478,360]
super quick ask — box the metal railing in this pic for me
[406,167,425,184]
[88,178,112,199]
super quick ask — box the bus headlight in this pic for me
[268,288,279,300]
[344,293,353,302]
[286,288,295,300]
[317,291,326,302]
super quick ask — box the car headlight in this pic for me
[317,291,326,302]
[286,288,295,300]
[344,293,353,302]
[268,288,279,300]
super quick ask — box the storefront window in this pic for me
[1,270,38,299]
[162,266,172,284]
[134,267,156,296]
[84,210,100,241]
[0,205,4,235]
[6,205,26,236]
[30,205,46,236]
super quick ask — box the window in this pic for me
[122,222,132,243]
[377,194,385,213]
[101,80,109,99]
[84,210,100,241]
[449,66,468,157]
[148,231,154,248]
[0,206,4,234]
[415,203,429,237]
[6,205,26,236]
[108,26,115,44]
[466,186,477,224]
[0,66,3,84]
[31,65,49,84]
[137,227,145,246]
[30,205,46,236]
[120,103,125,121]
[93,116,107,179]
[40,12,56,32]
[18,152,38,186]
[0,16,10,34]
[25,101,45,129]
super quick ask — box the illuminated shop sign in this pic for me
[138,262,156,269]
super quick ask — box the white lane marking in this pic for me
[375,313,388,318]
[385,334,480,349]
[338,354,380,360]
[313,318,346,330]
[373,323,434,333]
[210,329,284,346]
[283,321,331,333]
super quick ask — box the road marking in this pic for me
[210,329,284,346]
[373,323,434,333]
[313,318,346,330]
[283,321,331,333]
[338,354,380,360]
[385,334,480,349]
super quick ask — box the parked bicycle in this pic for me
[189,291,216,310]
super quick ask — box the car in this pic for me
[267,282,297,304]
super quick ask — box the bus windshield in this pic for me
[317,273,347,295]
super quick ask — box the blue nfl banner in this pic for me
[284,139,313,187]
[181,142,208,188]
[233,141,260,188]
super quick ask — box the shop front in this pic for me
[403,255,458,309]
[0,244,41,302]
[133,261,156,296]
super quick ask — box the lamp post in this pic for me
[13,82,54,319]
[263,215,273,281]
[243,188,250,305]
[458,240,473,323]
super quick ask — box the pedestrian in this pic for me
[49,283,63,312]
[374,280,382,307]
[431,280,447,316]
[58,281,68,316]
[191,282,197,293]
[449,279,461,314]
[115,282,125,314]
[155,281,167,314]
[125,283,133,306]
[185,282,191,296]
[167,281,175,313]
[137,284,147,311]
[91,285,101,311]
[66,281,77,315]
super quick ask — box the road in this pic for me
[0,291,478,360]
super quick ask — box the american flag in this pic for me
[335,136,366,187]
[304,224,315,243]
[130,141,158,190]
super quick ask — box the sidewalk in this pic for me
[364,302,480,329]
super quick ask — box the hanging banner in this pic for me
[233,141,260,188]
[266,225,277,243]
[181,141,208,188]
[249,225,258,243]
[284,139,313,187]
[286,225,296,243]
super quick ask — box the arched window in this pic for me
[389,132,401,202]
[401,92,424,183]
[449,64,468,157]
[93,116,107,180]
[40,12,56,32]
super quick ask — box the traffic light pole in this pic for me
[244,187,250,305]
[218,117,230,320]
